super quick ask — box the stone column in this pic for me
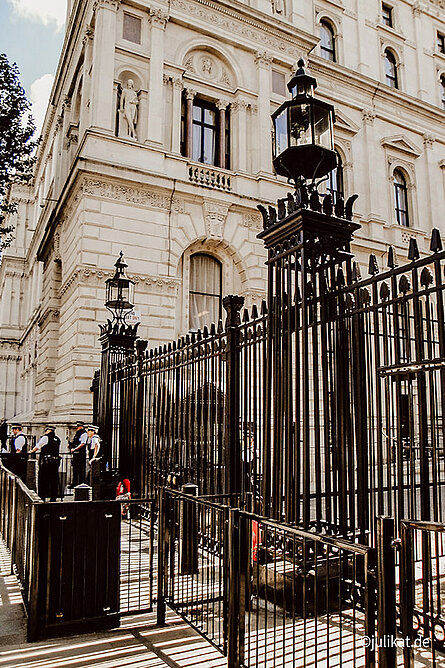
[412,4,426,100]
[362,108,382,224]
[80,26,93,137]
[217,99,228,169]
[171,77,183,154]
[90,0,119,132]
[147,9,169,144]
[184,88,196,159]
[255,51,273,174]
[232,99,248,173]
[422,133,435,232]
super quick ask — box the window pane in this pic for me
[385,51,397,88]
[272,70,286,96]
[204,108,216,125]
[289,104,312,146]
[320,23,335,61]
[123,13,142,44]
[193,105,202,121]
[189,255,222,330]
[382,4,392,27]
[203,127,216,164]
[192,124,201,161]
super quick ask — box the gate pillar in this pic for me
[257,186,360,527]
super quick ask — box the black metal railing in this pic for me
[400,519,445,667]
[119,498,157,615]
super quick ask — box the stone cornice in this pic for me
[170,0,316,59]
[59,265,181,299]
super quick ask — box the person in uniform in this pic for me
[30,425,61,501]
[68,421,87,486]
[86,425,101,486]
[10,424,28,481]
[0,419,8,453]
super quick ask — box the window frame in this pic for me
[393,169,409,227]
[384,49,398,88]
[189,253,223,331]
[437,32,445,54]
[122,12,142,44]
[441,75,445,110]
[382,4,393,28]
[192,98,218,165]
[320,20,336,62]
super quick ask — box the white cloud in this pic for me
[30,73,54,135]
[8,0,67,31]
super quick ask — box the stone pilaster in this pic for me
[255,51,273,174]
[90,0,119,132]
[147,9,169,144]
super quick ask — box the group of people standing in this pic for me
[0,421,101,501]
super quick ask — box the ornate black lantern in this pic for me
[272,59,337,182]
[105,251,135,324]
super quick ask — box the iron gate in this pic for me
[119,498,157,615]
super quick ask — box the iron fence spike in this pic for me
[368,254,379,275]
[430,227,443,253]
[408,237,420,261]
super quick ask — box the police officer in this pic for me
[10,424,28,480]
[30,425,61,501]
[86,425,101,486]
[68,421,87,486]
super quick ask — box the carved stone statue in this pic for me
[120,79,139,140]
[274,0,284,12]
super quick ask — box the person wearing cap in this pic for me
[86,425,101,461]
[30,425,61,502]
[68,421,87,486]
[10,424,28,481]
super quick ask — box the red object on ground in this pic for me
[252,520,259,562]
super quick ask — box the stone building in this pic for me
[0,0,444,433]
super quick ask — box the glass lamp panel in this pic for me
[289,104,312,146]
[274,109,288,156]
[313,105,332,149]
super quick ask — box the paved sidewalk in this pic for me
[0,540,226,668]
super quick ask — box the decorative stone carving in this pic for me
[59,266,180,298]
[255,51,274,66]
[120,79,139,140]
[149,8,169,28]
[362,108,376,123]
[80,177,184,213]
[172,77,183,90]
[183,50,234,87]
[203,202,230,239]
[185,88,196,100]
[93,0,120,12]
[273,0,285,13]
[423,132,435,148]
[243,212,263,230]
[232,99,249,113]
[170,0,301,58]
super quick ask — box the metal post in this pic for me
[157,489,167,626]
[26,458,38,492]
[376,516,397,668]
[222,295,244,497]
[74,484,92,501]
[90,459,101,500]
[179,483,198,575]
[400,521,414,668]
[227,507,241,668]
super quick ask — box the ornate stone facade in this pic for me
[0,0,444,433]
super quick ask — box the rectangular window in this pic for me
[123,13,142,44]
[438,32,445,54]
[181,97,230,169]
[272,70,286,97]
[382,4,393,27]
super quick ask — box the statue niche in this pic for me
[117,75,141,140]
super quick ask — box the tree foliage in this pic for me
[0,53,38,246]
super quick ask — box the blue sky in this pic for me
[0,0,67,132]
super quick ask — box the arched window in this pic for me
[393,169,409,227]
[384,50,398,88]
[189,254,222,330]
[440,75,445,110]
[320,21,336,62]
[327,151,344,204]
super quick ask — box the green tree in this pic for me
[0,53,38,247]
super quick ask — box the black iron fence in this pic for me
[96,233,445,544]
[157,487,378,668]
[400,519,445,667]
[0,462,158,640]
